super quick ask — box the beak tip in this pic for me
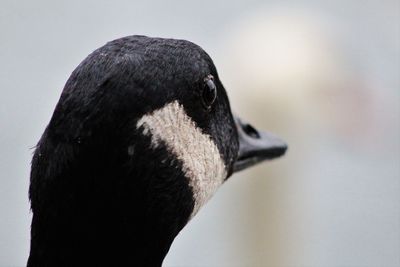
[280,143,288,156]
[267,142,288,159]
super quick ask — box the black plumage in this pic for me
[28,35,286,267]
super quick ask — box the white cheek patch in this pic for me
[136,100,227,217]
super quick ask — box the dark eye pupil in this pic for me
[203,75,217,109]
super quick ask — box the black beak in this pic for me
[233,116,288,173]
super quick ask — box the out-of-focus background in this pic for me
[1,0,399,266]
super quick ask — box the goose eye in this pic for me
[202,75,217,109]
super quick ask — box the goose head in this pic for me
[28,35,287,267]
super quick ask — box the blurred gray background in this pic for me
[1,0,399,266]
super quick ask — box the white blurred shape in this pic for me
[225,9,343,101]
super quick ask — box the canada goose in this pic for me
[27,35,287,267]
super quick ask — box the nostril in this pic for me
[242,123,260,139]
